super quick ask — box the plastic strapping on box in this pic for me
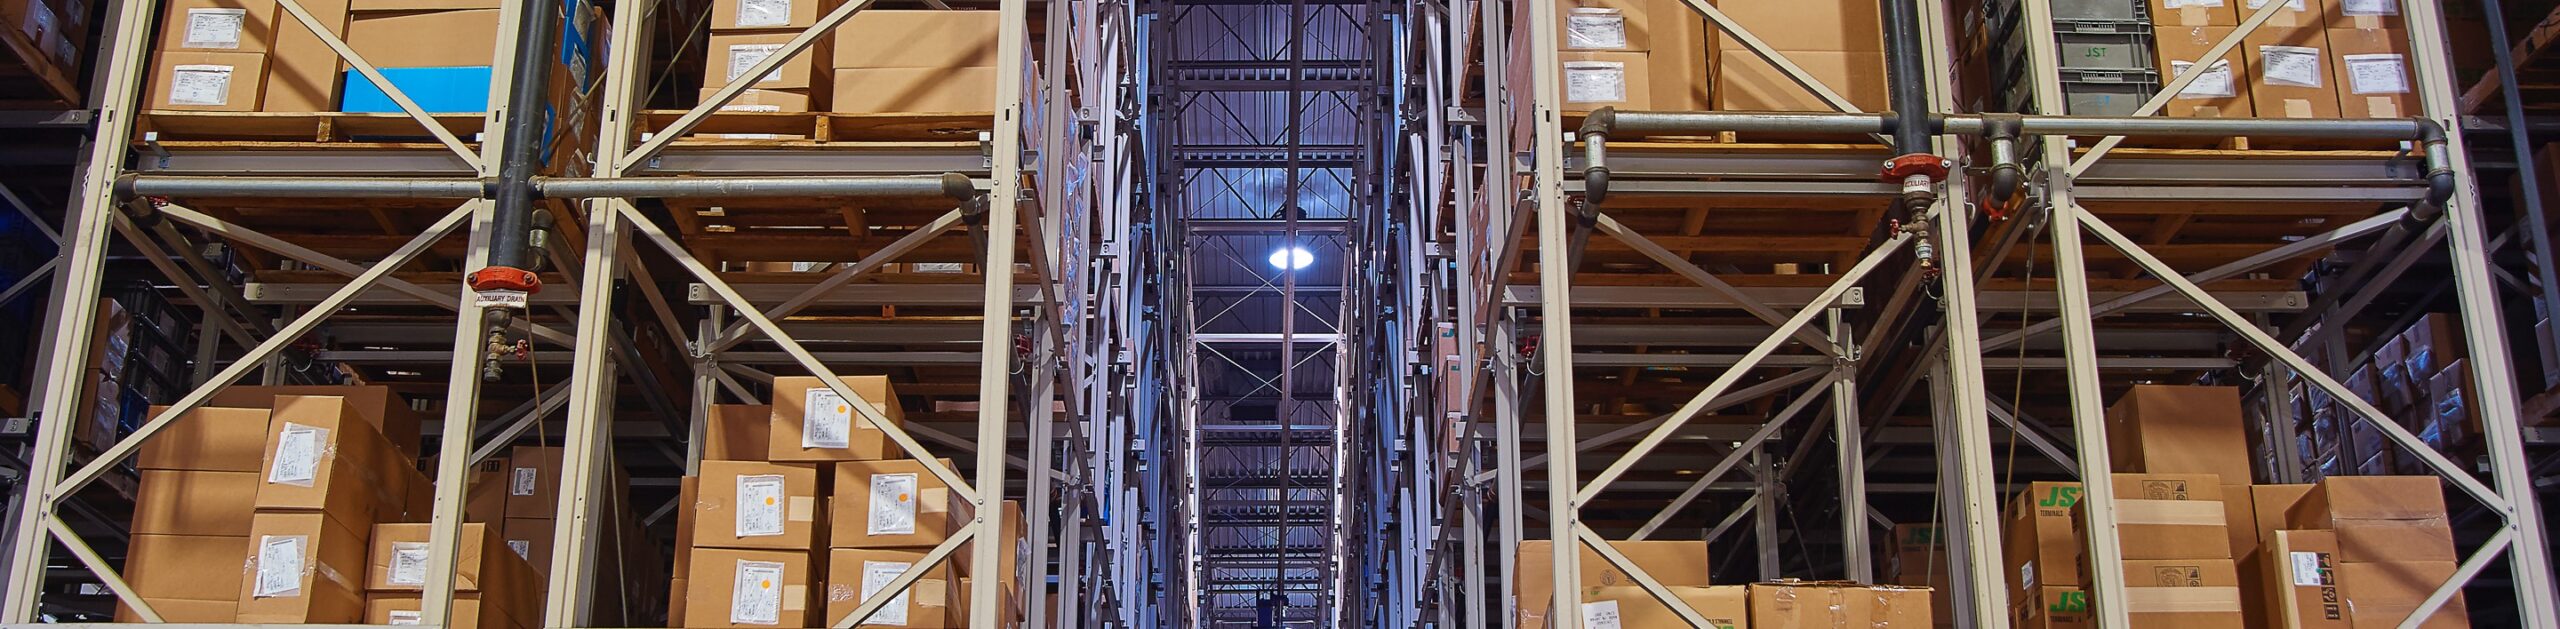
[803,387,853,449]
[860,560,914,625]
[2124,587,2244,613]
[1580,600,1623,629]
[1562,61,1628,103]
[388,541,432,586]
[267,423,326,487]
[867,472,920,536]
[730,559,785,625]
[182,8,246,49]
[2116,499,2226,525]
[736,474,788,537]
[252,535,305,598]
[1564,8,1629,49]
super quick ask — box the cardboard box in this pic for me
[2153,26,2256,117]
[1709,0,1881,52]
[694,460,825,550]
[502,517,554,574]
[1574,585,1747,628]
[364,522,542,610]
[1747,581,1932,627]
[2425,360,2475,449]
[667,577,688,627]
[713,0,834,30]
[135,470,260,536]
[2117,559,2248,628]
[157,0,279,54]
[2007,481,2086,596]
[1514,540,1711,625]
[350,0,501,9]
[466,455,511,523]
[505,446,563,519]
[2336,561,2467,628]
[257,0,351,111]
[824,548,956,628]
[2271,530,2349,629]
[237,512,371,624]
[256,396,419,529]
[209,385,424,460]
[2240,0,2324,29]
[954,499,1023,590]
[832,458,958,548]
[770,375,906,461]
[147,51,267,111]
[707,32,830,91]
[115,598,240,623]
[2152,0,2239,26]
[126,534,253,603]
[2285,476,2455,562]
[2107,386,2254,483]
[2014,587,2091,629]
[2102,474,2232,560]
[1712,50,1888,112]
[708,404,776,460]
[831,9,999,69]
[2401,313,2464,378]
[684,548,816,628]
[2244,27,2340,118]
[347,9,499,68]
[138,406,273,472]
[363,593,511,629]
[829,66,995,114]
[2325,28,2410,118]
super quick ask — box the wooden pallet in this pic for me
[135,110,492,143]
[639,110,995,146]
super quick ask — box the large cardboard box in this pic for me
[125,534,253,603]
[1746,581,1932,627]
[209,385,424,460]
[2007,481,2086,597]
[115,598,240,623]
[505,446,563,519]
[1709,0,1880,52]
[237,512,371,624]
[1574,585,1747,628]
[147,51,267,111]
[824,548,957,628]
[502,517,555,575]
[708,404,775,461]
[712,0,835,30]
[2219,485,2267,624]
[954,499,1024,590]
[1712,50,1888,112]
[2104,474,2231,560]
[2324,28,2411,118]
[2107,386,2253,483]
[831,9,1000,69]
[2117,559,2248,628]
[1514,540,1711,626]
[138,406,272,471]
[2284,476,2454,562]
[2152,0,2239,26]
[832,458,959,548]
[260,0,352,112]
[467,455,511,523]
[674,477,699,575]
[157,0,279,54]
[667,577,688,627]
[2270,530,2349,629]
[831,66,996,114]
[363,593,512,629]
[347,9,500,68]
[256,396,419,529]
[684,548,817,628]
[2244,26,2340,118]
[135,470,260,536]
[706,32,830,91]
[365,522,542,613]
[770,375,906,461]
[694,460,825,550]
[2335,561,2467,628]
[2013,587,2091,629]
[2153,26,2256,117]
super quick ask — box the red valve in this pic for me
[467,266,542,293]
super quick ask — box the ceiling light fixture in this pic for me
[1268,247,1314,270]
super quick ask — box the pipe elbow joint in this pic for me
[2409,118,2456,208]
[1584,167,1612,205]
[939,172,978,200]
[1582,108,1616,138]
[1989,164,2023,204]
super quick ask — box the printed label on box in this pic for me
[2245,0,2307,10]
[2340,0,2398,15]
[2164,0,2226,7]
[183,8,246,49]
[2170,60,2237,97]
[727,43,786,84]
[803,387,852,449]
[867,472,919,536]
[1581,600,1623,629]
[508,540,531,558]
[719,104,784,113]
[253,535,305,598]
[2343,53,2409,94]
[2259,45,2324,87]
[1564,9,1629,49]
[737,474,788,537]
[512,466,538,496]
[2290,551,2324,586]
[388,611,423,625]
[859,560,915,625]
[730,560,785,626]
[2023,561,2038,588]
[168,65,235,106]
[267,422,324,486]
[735,0,791,27]
[388,542,431,586]
[1563,61,1627,103]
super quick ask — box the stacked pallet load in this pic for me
[2288,313,2480,479]
[703,0,831,119]
[2157,0,2417,119]
[1512,540,1715,627]
[2,0,87,102]
[2269,476,2467,627]
[1522,539,1932,626]
[1883,523,1957,627]
[361,522,543,629]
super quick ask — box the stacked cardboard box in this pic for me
[116,405,273,622]
[1532,0,1711,112]
[362,523,543,629]
[704,0,834,113]
[2281,476,2467,628]
[1711,0,1886,111]
[239,395,435,623]
[1883,523,1956,627]
[828,10,1000,114]
[1574,585,1748,627]
[4,0,87,86]
[74,299,131,454]
[1748,581,1933,626]
[2143,0,2416,119]
[1512,540,1711,628]
[502,445,565,575]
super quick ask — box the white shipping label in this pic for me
[2246,0,2307,10]
[1563,61,1628,103]
[182,8,246,49]
[729,560,785,626]
[387,611,424,626]
[858,561,915,626]
[2291,551,2324,586]
[267,422,323,486]
[168,64,235,107]
[2170,60,2237,98]
[2021,561,2038,588]
[387,542,431,586]
[802,387,853,449]
[2344,53,2410,94]
[1564,9,1629,49]
[866,473,920,536]
[719,104,784,112]
[1581,600,1624,629]
[736,474,788,537]
[735,0,792,27]
[252,535,305,598]
[2341,0,2398,15]
[512,467,538,496]
[507,540,531,558]
[728,44,786,84]
[2165,0,2226,7]
[2260,45,2324,87]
